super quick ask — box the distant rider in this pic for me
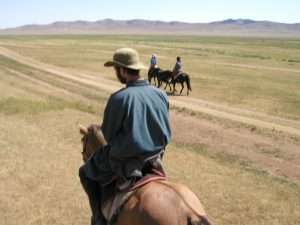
[172,56,182,79]
[149,54,158,74]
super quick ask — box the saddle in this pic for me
[101,168,166,225]
[173,71,184,80]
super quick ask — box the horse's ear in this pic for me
[79,125,88,135]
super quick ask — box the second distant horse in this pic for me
[170,72,192,96]
[148,68,172,91]
[149,68,192,96]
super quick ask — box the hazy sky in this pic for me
[1,0,299,28]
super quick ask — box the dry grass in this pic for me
[1,110,299,225]
[0,110,93,225]
[0,36,300,225]
[1,35,300,119]
[165,145,300,225]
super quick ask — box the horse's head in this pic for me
[79,124,107,162]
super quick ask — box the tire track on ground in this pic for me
[1,46,300,137]
[5,68,95,103]
[170,98,300,136]
[0,46,121,93]
[177,96,300,129]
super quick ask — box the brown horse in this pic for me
[148,67,160,86]
[79,125,214,225]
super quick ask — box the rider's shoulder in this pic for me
[150,85,169,100]
[109,88,128,101]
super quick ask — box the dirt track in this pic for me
[1,46,300,137]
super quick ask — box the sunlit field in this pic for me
[1,35,300,119]
[0,35,300,225]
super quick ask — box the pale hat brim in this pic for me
[104,60,147,70]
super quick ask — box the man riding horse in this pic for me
[148,54,159,85]
[150,54,158,70]
[172,56,183,79]
[79,48,172,225]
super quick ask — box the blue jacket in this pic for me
[102,79,171,160]
[83,79,171,182]
[150,56,157,66]
[174,61,182,71]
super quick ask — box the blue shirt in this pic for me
[174,61,182,71]
[150,56,157,66]
[101,79,171,160]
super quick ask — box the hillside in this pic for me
[1,18,300,37]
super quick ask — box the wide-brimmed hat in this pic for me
[104,48,146,70]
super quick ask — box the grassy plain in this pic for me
[0,36,300,225]
[1,35,300,119]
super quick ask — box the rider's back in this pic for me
[103,80,171,160]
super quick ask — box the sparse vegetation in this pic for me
[1,35,300,119]
[0,97,100,115]
[0,36,300,225]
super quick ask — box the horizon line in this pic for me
[1,17,300,30]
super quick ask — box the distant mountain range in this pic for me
[1,19,300,37]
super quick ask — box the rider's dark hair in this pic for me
[124,67,140,76]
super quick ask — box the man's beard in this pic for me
[115,67,126,84]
